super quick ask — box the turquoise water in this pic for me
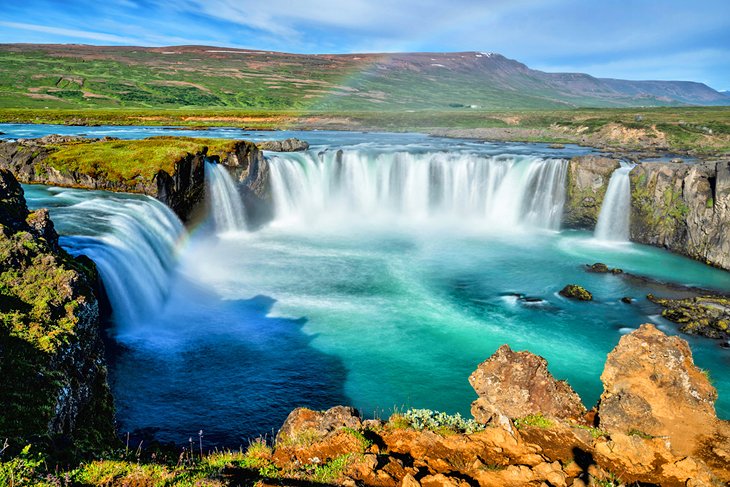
[12,124,730,446]
[184,224,730,422]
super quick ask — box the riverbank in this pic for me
[1,106,730,157]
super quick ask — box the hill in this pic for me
[0,44,728,110]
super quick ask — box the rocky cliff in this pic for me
[563,155,620,229]
[0,136,275,224]
[630,160,730,270]
[0,169,115,456]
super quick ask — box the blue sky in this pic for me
[1,0,728,90]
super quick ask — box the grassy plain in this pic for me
[2,106,730,154]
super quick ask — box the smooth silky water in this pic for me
[12,124,730,447]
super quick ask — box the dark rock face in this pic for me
[586,262,623,274]
[559,284,593,301]
[598,324,718,456]
[154,151,206,220]
[0,169,115,453]
[563,155,620,229]
[217,141,274,226]
[256,138,309,152]
[630,160,730,270]
[468,344,586,423]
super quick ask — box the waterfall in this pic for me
[595,165,632,241]
[268,151,568,230]
[59,196,185,327]
[205,161,247,233]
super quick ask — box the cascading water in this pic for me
[594,164,633,241]
[267,151,568,230]
[57,195,185,327]
[205,161,247,233]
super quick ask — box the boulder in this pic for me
[598,324,718,454]
[256,138,309,152]
[276,405,361,445]
[559,284,593,301]
[469,345,585,423]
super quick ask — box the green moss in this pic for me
[513,413,554,430]
[559,284,593,301]
[627,429,654,439]
[44,136,239,184]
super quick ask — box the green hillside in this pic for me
[1,44,727,111]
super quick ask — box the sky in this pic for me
[1,0,728,90]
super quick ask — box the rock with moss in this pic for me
[559,284,593,301]
[647,293,730,340]
[630,160,730,270]
[563,155,620,229]
[0,136,274,223]
[0,169,115,456]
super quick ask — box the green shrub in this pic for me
[401,408,485,434]
[513,413,554,430]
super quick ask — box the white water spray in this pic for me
[205,161,247,233]
[595,164,633,241]
[267,151,568,230]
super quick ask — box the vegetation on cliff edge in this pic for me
[43,136,239,183]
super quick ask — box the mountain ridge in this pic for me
[0,43,727,110]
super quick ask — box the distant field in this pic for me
[2,106,729,155]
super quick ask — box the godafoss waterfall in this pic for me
[15,127,730,447]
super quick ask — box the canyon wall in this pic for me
[630,160,730,270]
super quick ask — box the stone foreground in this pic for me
[269,324,730,486]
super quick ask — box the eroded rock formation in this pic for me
[469,344,586,423]
[598,324,718,451]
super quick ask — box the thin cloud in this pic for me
[0,21,138,44]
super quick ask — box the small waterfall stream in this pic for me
[268,151,568,230]
[205,161,247,233]
[595,164,633,241]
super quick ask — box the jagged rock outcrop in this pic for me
[598,324,718,455]
[630,160,730,270]
[0,169,115,454]
[256,138,309,152]
[563,155,620,229]
[468,344,586,423]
